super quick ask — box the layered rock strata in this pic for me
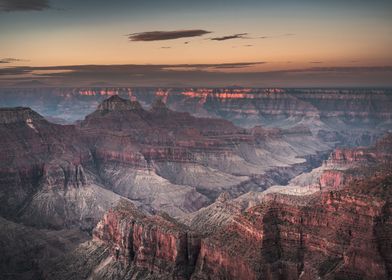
[48,135,391,280]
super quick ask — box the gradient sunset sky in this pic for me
[1,0,392,87]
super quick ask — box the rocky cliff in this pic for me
[50,169,391,280]
[91,200,200,279]
[1,95,391,279]
[46,134,391,280]
[77,96,330,215]
[1,87,391,147]
[0,107,122,230]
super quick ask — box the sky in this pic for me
[0,0,392,87]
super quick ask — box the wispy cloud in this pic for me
[128,30,211,41]
[1,65,391,87]
[259,33,295,39]
[0,62,266,78]
[209,33,294,42]
[210,33,249,41]
[269,66,392,74]
[0,58,28,63]
[0,0,50,12]
[209,62,264,69]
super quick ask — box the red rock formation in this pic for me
[93,200,200,279]
[328,148,376,165]
[0,107,122,231]
[90,168,391,280]
[190,137,392,279]
[190,180,391,280]
[319,170,351,189]
[0,108,92,219]
[2,92,391,279]
[87,135,392,280]
[80,96,254,169]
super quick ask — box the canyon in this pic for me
[0,89,391,279]
[45,134,392,280]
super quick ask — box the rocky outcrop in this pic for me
[50,131,391,280]
[2,87,391,147]
[328,148,377,166]
[318,169,351,189]
[0,107,44,124]
[188,136,392,279]
[77,96,330,214]
[0,107,122,230]
[97,95,143,112]
[50,134,392,280]
[192,182,390,279]
[53,165,391,280]
[90,200,200,279]
[293,89,392,120]
[0,91,391,280]
[276,134,392,194]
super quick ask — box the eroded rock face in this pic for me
[0,107,121,230]
[1,96,391,279]
[77,96,330,214]
[2,88,392,132]
[61,167,390,280]
[55,135,391,280]
[97,95,143,111]
[318,169,350,189]
[328,136,392,166]
[190,135,392,280]
[1,98,327,229]
[329,148,376,165]
[193,186,390,280]
[91,200,200,279]
[0,107,44,124]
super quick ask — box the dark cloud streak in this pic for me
[209,33,294,42]
[0,0,50,12]
[128,30,211,41]
[0,58,28,63]
[210,33,249,41]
